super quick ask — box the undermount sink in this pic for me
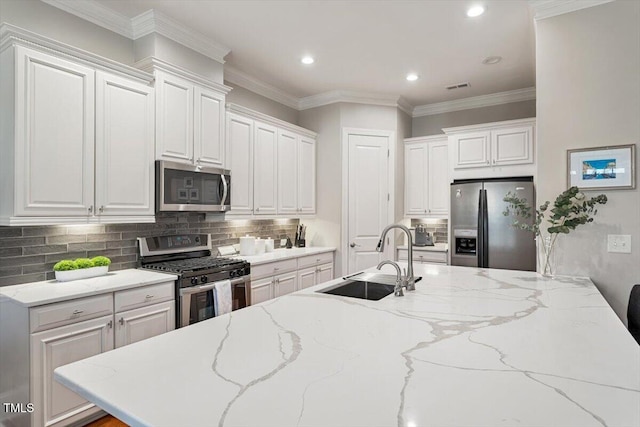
[318,272,424,301]
[319,279,395,301]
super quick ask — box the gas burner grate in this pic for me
[143,257,244,273]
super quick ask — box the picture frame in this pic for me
[567,144,636,190]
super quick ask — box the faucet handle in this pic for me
[403,267,407,278]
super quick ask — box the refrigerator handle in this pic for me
[477,189,483,268]
[482,189,489,267]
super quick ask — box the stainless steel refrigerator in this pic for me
[450,177,536,271]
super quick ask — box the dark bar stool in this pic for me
[628,284,640,345]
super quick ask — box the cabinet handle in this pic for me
[99,206,104,213]
[486,160,490,165]
[119,317,124,325]
[273,267,279,271]
[492,159,496,164]
[107,320,113,329]
[145,294,154,299]
[316,258,320,262]
[256,207,260,212]
[275,278,280,284]
[88,206,93,214]
[72,310,84,315]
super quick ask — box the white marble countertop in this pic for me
[0,269,178,307]
[55,265,639,427]
[232,246,335,265]
[397,242,448,252]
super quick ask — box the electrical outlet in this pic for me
[607,235,631,253]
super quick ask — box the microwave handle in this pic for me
[220,175,228,204]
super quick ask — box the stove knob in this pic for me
[200,276,208,284]
[229,270,236,278]
[236,269,244,277]
[190,277,198,285]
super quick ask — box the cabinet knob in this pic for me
[492,159,496,164]
[256,207,260,212]
[119,318,124,325]
[88,206,93,213]
[72,310,84,316]
[99,206,104,213]
[486,160,490,165]
[107,320,113,329]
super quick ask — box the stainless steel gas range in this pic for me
[137,234,250,328]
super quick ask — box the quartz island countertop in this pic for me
[55,264,639,427]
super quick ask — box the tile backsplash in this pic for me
[410,219,448,244]
[0,214,299,286]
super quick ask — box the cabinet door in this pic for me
[427,141,449,215]
[251,276,273,304]
[14,46,95,217]
[156,71,194,163]
[95,71,155,217]
[298,136,316,214]
[452,131,490,169]
[404,143,428,216]
[491,126,533,166]
[227,113,254,215]
[30,316,113,427]
[253,122,278,215]
[297,266,317,290]
[277,130,298,214]
[274,271,297,297]
[194,87,225,167]
[115,301,175,348]
[316,263,334,284]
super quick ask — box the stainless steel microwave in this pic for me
[156,160,231,212]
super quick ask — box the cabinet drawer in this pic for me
[114,281,174,313]
[29,294,113,333]
[397,249,448,264]
[251,258,298,280]
[297,252,334,269]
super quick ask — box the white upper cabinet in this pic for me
[13,46,96,218]
[0,44,156,225]
[226,104,317,218]
[95,71,155,217]
[444,118,535,172]
[227,113,254,215]
[253,121,278,215]
[404,135,449,218]
[155,70,229,168]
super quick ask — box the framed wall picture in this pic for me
[567,144,636,190]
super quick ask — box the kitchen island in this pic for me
[55,264,639,427]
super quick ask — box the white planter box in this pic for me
[55,266,109,282]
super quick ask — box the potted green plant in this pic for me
[53,256,111,282]
[503,186,607,276]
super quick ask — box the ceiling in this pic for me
[92,0,536,108]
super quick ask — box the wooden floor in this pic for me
[84,415,128,427]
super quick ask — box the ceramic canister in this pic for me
[239,235,256,256]
[254,237,266,255]
[265,237,274,252]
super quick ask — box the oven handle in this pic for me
[179,277,249,296]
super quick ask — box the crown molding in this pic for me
[40,0,133,38]
[529,0,616,20]
[130,10,230,64]
[41,1,230,64]
[224,66,300,110]
[135,57,232,94]
[412,87,536,117]
[397,97,414,116]
[298,90,406,111]
[0,23,153,83]
[227,103,317,138]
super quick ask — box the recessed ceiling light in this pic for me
[301,56,314,65]
[467,5,486,17]
[406,73,419,81]
[482,56,502,65]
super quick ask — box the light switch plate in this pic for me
[607,235,631,253]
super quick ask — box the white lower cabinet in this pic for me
[249,252,335,304]
[396,248,448,265]
[23,282,175,427]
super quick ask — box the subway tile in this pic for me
[67,225,105,235]
[0,227,23,238]
[87,233,121,242]
[68,242,106,252]
[121,247,139,255]
[23,263,56,274]
[0,273,46,286]
[106,240,136,249]
[45,252,87,263]
[0,247,22,257]
[105,224,139,232]
[45,271,55,281]
[22,226,67,237]
[0,267,23,277]
[47,234,86,244]
[0,255,45,267]
[87,249,122,258]
[107,254,137,265]
[23,245,68,255]
[0,237,46,248]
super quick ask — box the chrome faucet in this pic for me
[377,260,404,296]
[376,224,416,291]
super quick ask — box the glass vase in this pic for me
[538,235,556,277]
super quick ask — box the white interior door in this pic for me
[346,129,390,274]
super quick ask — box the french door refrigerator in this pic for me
[450,177,536,271]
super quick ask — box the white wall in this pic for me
[536,1,640,323]
[225,82,299,124]
[412,99,536,137]
[1,0,134,64]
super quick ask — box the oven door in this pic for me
[157,160,231,212]
[178,277,250,328]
